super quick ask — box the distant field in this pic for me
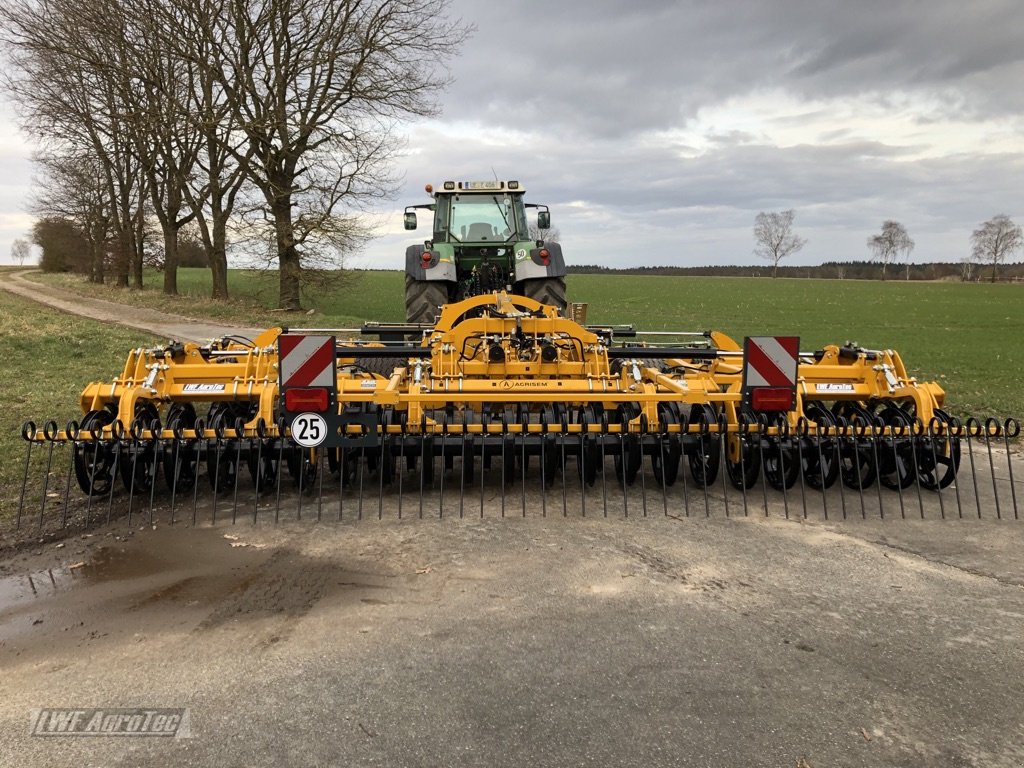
[28,268,1024,416]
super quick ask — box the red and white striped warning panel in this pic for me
[279,334,337,389]
[743,336,799,388]
[742,336,800,412]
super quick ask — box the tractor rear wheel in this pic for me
[517,276,567,316]
[405,275,449,326]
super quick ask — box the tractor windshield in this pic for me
[442,193,528,243]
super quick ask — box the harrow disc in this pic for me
[119,403,159,494]
[163,403,198,493]
[651,403,682,488]
[73,409,116,496]
[613,404,642,487]
[801,402,840,490]
[688,404,720,487]
[206,403,241,493]
[833,403,878,490]
[763,441,800,491]
[874,403,917,490]
[917,409,961,490]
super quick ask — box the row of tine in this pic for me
[13,411,1022,531]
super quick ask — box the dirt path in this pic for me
[0,270,262,343]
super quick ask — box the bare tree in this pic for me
[198,0,470,309]
[10,237,31,265]
[867,220,915,281]
[959,255,976,282]
[971,214,1023,283]
[753,210,806,278]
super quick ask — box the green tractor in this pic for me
[403,180,567,324]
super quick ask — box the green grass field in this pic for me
[0,291,158,521]
[31,268,1023,416]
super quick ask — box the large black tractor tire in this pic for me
[405,275,449,326]
[353,356,406,378]
[516,276,567,316]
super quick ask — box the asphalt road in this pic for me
[3,269,1024,767]
[2,513,1024,768]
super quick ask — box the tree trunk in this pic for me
[115,230,130,287]
[210,216,229,299]
[991,260,998,283]
[162,224,178,295]
[771,261,778,278]
[272,195,302,310]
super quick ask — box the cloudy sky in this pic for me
[2,0,1022,268]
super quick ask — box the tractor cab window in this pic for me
[445,193,527,242]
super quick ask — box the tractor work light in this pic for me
[443,181,456,190]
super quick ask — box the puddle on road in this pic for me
[0,545,171,609]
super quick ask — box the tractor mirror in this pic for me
[403,211,418,230]
[537,210,550,230]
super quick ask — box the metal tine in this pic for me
[438,412,447,519]
[738,415,751,518]
[231,418,244,524]
[560,411,568,518]
[678,413,690,519]
[947,417,964,519]
[639,414,648,517]
[757,415,770,517]
[889,419,906,520]
[61,420,79,529]
[580,411,588,518]
[717,413,729,519]
[776,415,790,520]
[500,412,507,518]
[658,416,668,517]
[318,445,326,522]
[520,410,528,518]
[601,411,609,518]
[813,419,828,521]
[833,418,848,520]
[909,418,926,519]
[868,418,884,520]
[540,411,547,518]
[39,421,59,529]
[168,424,180,525]
[211,418,225,524]
[964,418,982,518]
[619,413,627,518]
[148,418,162,526]
[699,413,711,517]
[193,418,207,526]
[127,417,145,527]
[356,434,366,522]
[106,421,125,526]
[399,418,407,521]
[339,444,346,521]
[480,412,487,519]
[795,417,808,520]
[983,418,1001,519]
[928,417,947,520]
[1003,418,1019,519]
[274,418,286,524]
[86,424,102,527]
[252,419,266,524]
[17,421,35,530]
[419,414,427,520]
[458,412,466,520]
[380,413,389,522]
[297,443,306,523]
[852,418,868,520]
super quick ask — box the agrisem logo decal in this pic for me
[499,380,553,389]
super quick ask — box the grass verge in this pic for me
[0,291,159,523]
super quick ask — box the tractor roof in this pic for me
[428,180,525,195]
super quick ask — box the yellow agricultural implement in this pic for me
[17,291,1020,527]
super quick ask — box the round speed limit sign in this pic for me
[290,412,328,448]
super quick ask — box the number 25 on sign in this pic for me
[290,413,328,448]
